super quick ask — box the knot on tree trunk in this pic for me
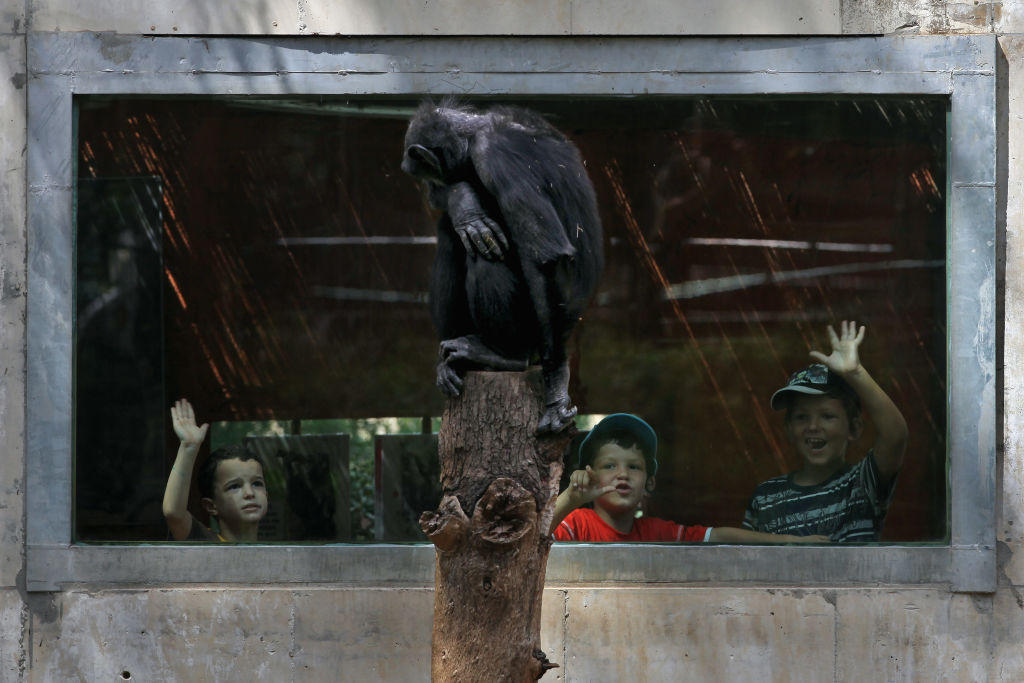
[473,478,536,546]
[420,495,470,552]
[531,649,560,678]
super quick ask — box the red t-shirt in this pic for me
[553,508,710,542]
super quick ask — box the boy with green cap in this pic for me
[550,413,824,543]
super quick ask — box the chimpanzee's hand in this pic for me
[446,181,508,261]
[454,215,507,261]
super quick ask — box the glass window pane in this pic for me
[74,96,947,543]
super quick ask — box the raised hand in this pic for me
[170,398,209,447]
[565,466,616,507]
[809,320,865,375]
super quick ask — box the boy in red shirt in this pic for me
[550,413,823,543]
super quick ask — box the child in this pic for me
[550,413,824,543]
[742,320,908,542]
[162,398,268,542]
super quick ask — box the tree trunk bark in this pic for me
[419,369,569,682]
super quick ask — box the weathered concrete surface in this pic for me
[0,1,25,34]
[569,1,839,35]
[842,0,995,34]
[996,24,1024,679]
[17,586,1024,682]
[995,1,1024,33]
[993,588,1024,680]
[835,590,992,682]
[11,586,382,680]
[290,588,432,681]
[28,0,294,35]
[24,0,840,36]
[292,0,570,36]
[0,589,27,681]
[558,588,835,682]
[540,588,568,680]
[1001,35,1024,591]
[17,588,564,682]
[28,589,295,681]
[26,588,434,682]
[0,17,27,683]
[0,26,26,594]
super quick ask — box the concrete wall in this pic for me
[1,1,28,680]
[3,0,1024,680]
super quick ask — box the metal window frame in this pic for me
[26,33,997,592]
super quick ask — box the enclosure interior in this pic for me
[73,96,948,543]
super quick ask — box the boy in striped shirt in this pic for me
[742,321,909,542]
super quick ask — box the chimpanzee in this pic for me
[401,100,604,434]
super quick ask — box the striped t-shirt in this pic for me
[742,451,896,542]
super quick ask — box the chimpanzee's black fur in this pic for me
[402,100,603,433]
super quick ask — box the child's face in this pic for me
[206,458,268,528]
[590,443,651,516]
[784,395,855,472]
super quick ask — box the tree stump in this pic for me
[419,369,570,682]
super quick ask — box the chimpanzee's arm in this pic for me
[469,132,577,266]
[430,214,472,343]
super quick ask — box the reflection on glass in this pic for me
[375,433,439,542]
[76,176,166,540]
[74,96,947,543]
[245,434,349,542]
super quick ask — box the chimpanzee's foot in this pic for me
[439,335,527,371]
[536,361,576,433]
[435,335,528,397]
[436,356,464,396]
[537,398,577,434]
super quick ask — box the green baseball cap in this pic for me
[577,413,658,476]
